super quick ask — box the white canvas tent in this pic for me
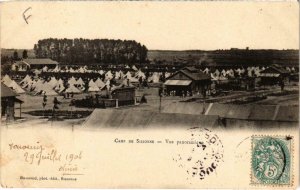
[40,83,58,95]
[88,80,100,92]
[57,78,64,86]
[95,78,105,89]
[65,84,81,93]
[33,69,42,75]
[99,70,105,75]
[118,70,125,79]
[105,70,113,80]
[254,67,261,76]
[132,65,138,71]
[75,77,85,86]
[20,75,31,85]
[69,68,75,73]
[52,65,60,72]
[88,79,95,87]
[54,79,65,93]
[54,84,65,93]
[129,77,139,82]
[48,77,58,88]
[151,72,160,83]
[32,79,44,90]
[22,78,33,89]
[221,69,226,76]
[203,68,210,74]
[165,72,171,78]
[88,85,100,92]
[235,68,242,76]
[2,75,13,86]
[11,63,17,71]
[78,67,86,73]
[115,71,121,79]
[218,75,228,81]
[42,66,48,72]
[214,69,220,77]
[136,70,146,79]
[7,80,25,94]
[211,73,219,81]
[125,71,139,82]
[68,76,77,85]
[32,79,44,88]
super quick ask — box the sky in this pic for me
[0,1,299,50]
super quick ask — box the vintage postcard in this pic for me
[0,1,299,189]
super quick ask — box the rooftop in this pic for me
[261,64,290,74]
[1,83,17,97]
[84,109,219,128]
[19,58,59,65]
[167,66,210,81]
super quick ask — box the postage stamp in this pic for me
[251,136,293,186]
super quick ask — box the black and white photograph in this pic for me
[0,1,299,189]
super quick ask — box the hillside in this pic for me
[1,49,36,58]
[148,49,299,67]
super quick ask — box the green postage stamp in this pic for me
[251,136,292,186]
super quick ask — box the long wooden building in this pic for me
[164,66,211,96]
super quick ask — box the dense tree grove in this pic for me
[13,51,19,60]
[34,38,148,64]
[22,50,28,59]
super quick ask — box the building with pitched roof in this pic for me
[13,58,59,71]
[260,64,290,85]
[164,66,211,96]
[1,83,23,121]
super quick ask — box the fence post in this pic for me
[116,99,119,108]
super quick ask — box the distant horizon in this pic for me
[0,36,299,51]
[1,47,299,52]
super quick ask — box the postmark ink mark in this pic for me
[251,136,292,185]
[285,136,293,141]
[173,128,224,181]
[23,7,32,24]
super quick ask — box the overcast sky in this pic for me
[1,1,299,50]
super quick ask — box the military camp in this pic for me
[1,38,299,128]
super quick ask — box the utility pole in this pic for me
[159,87,162,113]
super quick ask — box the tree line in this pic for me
[34,38,148,64]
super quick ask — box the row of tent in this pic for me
[209,66,296,81]
[34,68,164,83]
[2,74,136,96]
[13,62,292,84]
[44,65,140,73]
[210,68,255,80]
[18,65,297,83]
[3,64,297,94]
[17,64,297,74]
